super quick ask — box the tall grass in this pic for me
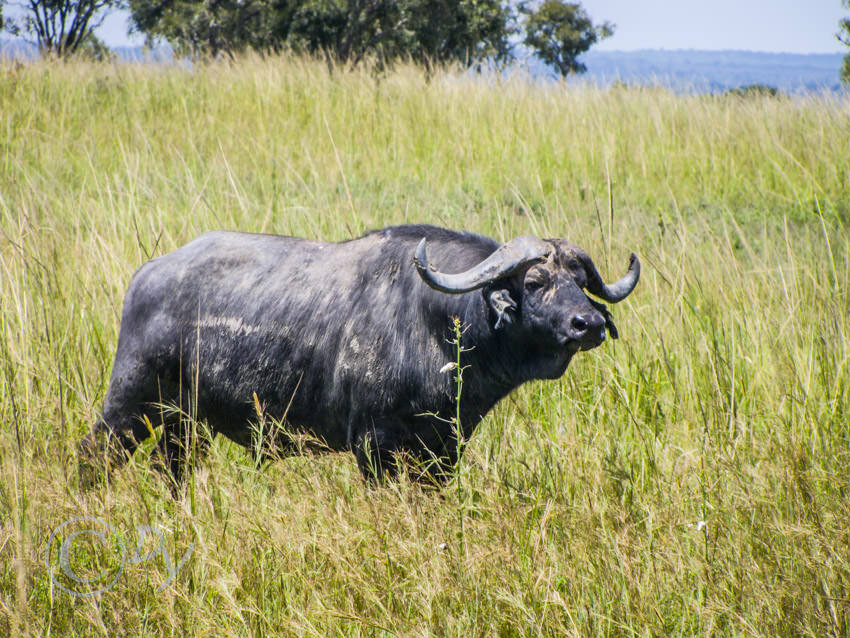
[1,54,848,636]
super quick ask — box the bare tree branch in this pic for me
[12,0,120,56]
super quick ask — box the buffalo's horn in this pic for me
[582,252,641,302]
[414,236,551,294]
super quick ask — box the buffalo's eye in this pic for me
[525,279,545,292]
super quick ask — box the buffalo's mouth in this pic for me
[557,336,582,353]
[536,331,601,379]
[560,338,604,354]
[556,327,606,353]
[579,330,606,351]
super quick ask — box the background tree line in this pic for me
[0,0,614,77]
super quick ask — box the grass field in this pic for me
[1,54,849,636]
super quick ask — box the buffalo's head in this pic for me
[414,233,640,377]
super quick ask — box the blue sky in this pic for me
[582,0,846,53]
[75,1,850,54]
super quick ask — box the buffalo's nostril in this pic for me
[571,316,588,332]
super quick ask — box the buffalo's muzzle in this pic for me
[568,312,606,350]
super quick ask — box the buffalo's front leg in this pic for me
[352,423,403,483]
[352,416,460,485]
[405,438,459,486]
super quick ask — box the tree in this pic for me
[3,0,123,57]
[128,0,515,66]
[839,0,850,84]
[522,0,613,77]
[724,83,783,99]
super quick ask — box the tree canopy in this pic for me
[522,0,613,77]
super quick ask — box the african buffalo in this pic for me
[79,224,639,485]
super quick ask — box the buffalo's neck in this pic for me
[446,293,537,435]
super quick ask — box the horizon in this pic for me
[3,40,842,95]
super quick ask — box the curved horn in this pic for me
[414,235,551,294]
[583,252,641,302]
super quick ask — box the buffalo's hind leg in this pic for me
[78,349,180,488]
[79,387,210,491]
[78,397,164,488]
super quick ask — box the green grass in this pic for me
[1,54,849,636]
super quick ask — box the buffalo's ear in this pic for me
[486,288,517,330]
[588,298,619,339]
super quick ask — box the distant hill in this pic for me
[2,40,845,94]
[0,39,37,61]
[0,40,172,64]
[521,49,846,94]
[581,49,846,94]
